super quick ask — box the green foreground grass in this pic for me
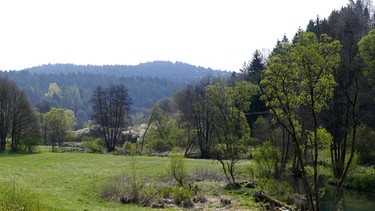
[0,150,228,210]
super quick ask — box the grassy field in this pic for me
[0,150,231,210]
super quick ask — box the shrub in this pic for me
[20,137,41,152]
[168,153,187,187]
[100,174,199,208]
[139,184,161,205]
[128,145,142,203]
[345,167,375,191]
[256,178,291,201]
[100,147,161,206]
[123,141,134,151]
[355,126,375,165]
[99,174,194,207]
[162,186,172,198]
[82,136,104,153]
[254,141,281,179]
[171,183,193,206]
[120,141,138,155]
[359,170,375,191]
[99,174,146,204]
[150,138,174,152]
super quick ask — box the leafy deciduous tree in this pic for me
[36,100,52,145]
[261,31,341,211]
[10,90,41,151]
[359,28,375,85]
[91,85,132,152]
[143,104,177,152]
[0,77,41,152]
[45,107,70,152]
[315,3,373,209]
[206,80,257,188]
[174,77,215,159]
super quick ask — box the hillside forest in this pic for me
[0,1,375,210]
[0,61,229,127]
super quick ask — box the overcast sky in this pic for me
[0,0,349,71]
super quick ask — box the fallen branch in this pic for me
[253,191,295,210]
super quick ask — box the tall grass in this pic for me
[0,180,47,210]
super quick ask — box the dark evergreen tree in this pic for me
[239,50,268,125]
[321,0,372,179]
[271,35,290,56]
[239,49,266,84]
[303,1,374,209]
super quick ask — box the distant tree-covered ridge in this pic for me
[22,61,229,83]
[0,61,230,127]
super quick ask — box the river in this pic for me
[320,186,375,211]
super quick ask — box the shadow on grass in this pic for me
[0,151,41,157]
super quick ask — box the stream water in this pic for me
[320,186,375,211]
[289,179,375,210]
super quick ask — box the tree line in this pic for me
[0,62,229,127]
[0,79,132,154]
[0,78,40,152]
[141,1,375,210]
[0,1,374,210]
[0,72,182,127]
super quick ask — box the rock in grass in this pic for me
[220,197,231,205]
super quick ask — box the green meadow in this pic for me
[0,151,228,210]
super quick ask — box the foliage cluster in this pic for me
[254,141,281,179]
[344,167,375,191]
[82,136,105,153]
[36,106,78,152]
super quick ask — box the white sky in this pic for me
[0,0,349,72]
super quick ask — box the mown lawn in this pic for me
[0,151,223,210]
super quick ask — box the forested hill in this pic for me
[0,61,230,126]
[24,61,229,84]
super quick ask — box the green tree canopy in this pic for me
[261,31,341,211]
[359,28,375,87]
[205,80,257,187]
[45,107,70,152]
